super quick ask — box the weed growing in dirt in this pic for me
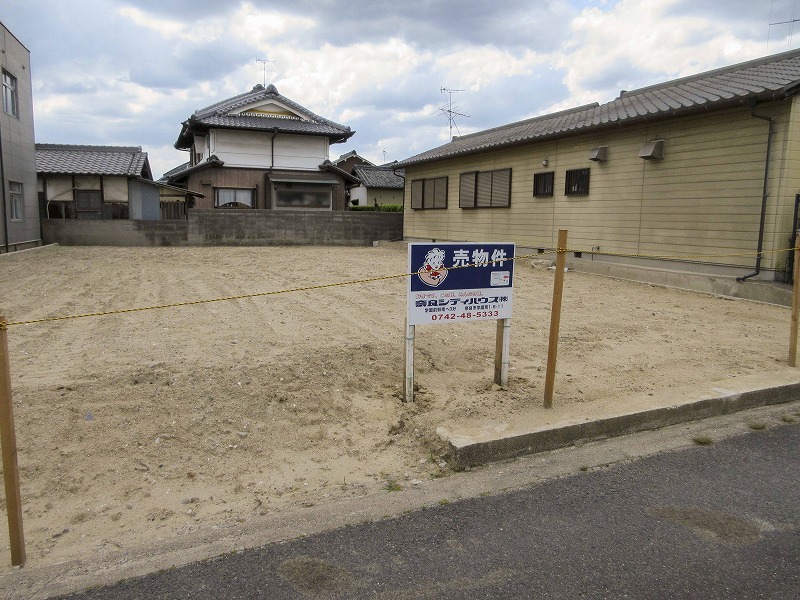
[748,421,767,430]
[384,479,403,492]
[579,465,590,472]
[781,414,796,423]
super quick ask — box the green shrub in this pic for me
[349,203,403,212]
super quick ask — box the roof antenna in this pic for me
[256,57,275,87]
[434,87,469,141]
[768,0,800,50]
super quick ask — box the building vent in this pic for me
[588,146,608,162]
[639,139,665,160]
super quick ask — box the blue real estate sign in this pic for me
[407,242,515,326]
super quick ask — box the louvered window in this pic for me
[459,168,511,208]
[410,177,448,209]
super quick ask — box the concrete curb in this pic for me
[444,381,800,469]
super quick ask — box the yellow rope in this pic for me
[4,247,796,328]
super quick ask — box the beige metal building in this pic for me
[0,21,39,253]
[397,49,800,287]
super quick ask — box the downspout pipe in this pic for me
[392,166,405,210]
[0,131,8,253]
[737,109,774,282]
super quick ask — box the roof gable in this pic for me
[177,84,354,148]
[398,48,800,167]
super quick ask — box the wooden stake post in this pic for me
[0,317,25,566]
[494,318,511,386]
[544,230,568,408]
[790,242,800,367]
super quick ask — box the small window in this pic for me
[274,183,332,209]
[215,188,254,208]
[459,168,511,208]
[9,181,23,221]
[2,70,18,117]
[410,177,447,209]
[565,168,590,196]
[75,190,102,219]
[533,171,554,197]
[102,203,129,219]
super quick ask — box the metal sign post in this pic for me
[405,243,515,402]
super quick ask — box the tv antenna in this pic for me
[256,57,276,87]
[433,87,469,140]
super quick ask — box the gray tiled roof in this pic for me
[397,48,800,167]
[36,144,152,178]
[353,165,404,189]
[176,84,353,148]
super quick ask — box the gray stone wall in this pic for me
[188,209,402,246]
[42,219,189,246]
[41,210,403,247]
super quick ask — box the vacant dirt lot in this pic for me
[0,243,797,578]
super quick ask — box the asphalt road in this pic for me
[56,423,800,599]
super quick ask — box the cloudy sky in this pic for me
[1,0,799,178]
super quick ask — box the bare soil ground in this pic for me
[0,243,796,580]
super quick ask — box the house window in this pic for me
[533,171,554,197]
[410,177,447,209]
[2,70,18,117]
[459,169,511,208]
[75,190,102,219]
[102,203,129,219]
[565,168,590,196]
[274,183,332,209]
[215,188,254,208]
[9,182,23,221]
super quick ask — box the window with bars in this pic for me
[459,168,511,208]
[533,171,554,197]
[410,177,448,209]
[565,168,590,196]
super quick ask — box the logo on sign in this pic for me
[417,247,448,287]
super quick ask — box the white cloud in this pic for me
[555,0,771,102]
[435,47,546,91]
[117,6,193,40]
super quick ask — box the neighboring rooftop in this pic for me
[353,165,404,189]
[35,144,152,179]
[175,84,354,149]
[397,47,800,167]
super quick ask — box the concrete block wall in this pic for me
[41,211,403,247]
[42,220,189,246]
[187,210,403,246]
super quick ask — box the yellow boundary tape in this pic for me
[5,246,797,328]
